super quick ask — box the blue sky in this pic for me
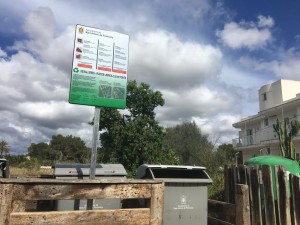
[0,0,300,154]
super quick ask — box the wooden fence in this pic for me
[208,165,300,225]
[0,178,164,225]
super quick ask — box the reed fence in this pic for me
[208,165,300,225]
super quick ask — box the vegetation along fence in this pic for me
[0,178,164,225]
[208,164,300,225]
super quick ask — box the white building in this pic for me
[232,79,300,162]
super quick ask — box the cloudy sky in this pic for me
[1,0,300,154]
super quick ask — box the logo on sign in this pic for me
[181,195,187,205]
[173,195,194,210]
[78,27,84,34]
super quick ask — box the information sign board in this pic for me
[69,25,129,108]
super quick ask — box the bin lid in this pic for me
[0,159,7,166]
[53,163,127,177]
[136,164,213,184]
[245,155,300,176]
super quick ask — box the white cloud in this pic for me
[11,7,74,74]
[258,15,274,28]
[217,15,273,50]
[0,51,69,105]
[0,8,96,154]
[23,7,56,44]
[239,55,300,81]
[0,48,7,57]
[220,64,268,89]
[192,114,241,145]
[156,85,237,125]
[130,30,223,89]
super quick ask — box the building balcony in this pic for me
[233,127,274,148]
[232,126,300,148]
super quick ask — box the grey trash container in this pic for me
[136,164,212,225]
[54,163,127,211]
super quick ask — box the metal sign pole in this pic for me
[90,106,100,179]
[87,106,100,209]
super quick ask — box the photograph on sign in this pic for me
[69,25,129,108]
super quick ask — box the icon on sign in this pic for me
[77,38,83,43]
[78,27,84,34]
[73,68,79,73]
[75,54,81,59]
[76,47,82,53]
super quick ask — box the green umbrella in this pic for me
[245,155,300,176]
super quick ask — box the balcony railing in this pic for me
[232,125,299,148]
[233,130,300,148]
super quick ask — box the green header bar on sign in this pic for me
[69,25,129,109]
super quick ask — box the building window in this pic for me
[264,118,269,126]
[262,93,267,101]
[246,129,253,145]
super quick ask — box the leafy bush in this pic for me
[4,155,27,166]
[208,171,225,201]
[18,157,41,169]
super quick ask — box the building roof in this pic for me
[233,96,300,128]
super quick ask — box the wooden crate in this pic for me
[0,178,164,225]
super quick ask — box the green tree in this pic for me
[273,119,300,159]
[28,142,60,165]
[98,80,178,175]
[216,144,237,165]
[164,121,227,199]
[164,121,214,169]
[50,135,90,163]
[0,140,10,157]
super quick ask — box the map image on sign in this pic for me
[112,86,126,99]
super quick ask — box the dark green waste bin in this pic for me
[136,164,212,225]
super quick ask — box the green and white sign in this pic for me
[69,25,129,108]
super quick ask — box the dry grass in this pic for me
[9,167,54,177]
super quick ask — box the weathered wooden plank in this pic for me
[149,183,164,225]
[11,200,26,212]
[237,165,247,185]
[208,200,235,216]
[208,199,235,223]
[224,165,231,203]
[224,165,237,203]
[261,165,276,225]
[9,209,150,225]
[290,175,300,225]
[207,216,234,225]
[249,166,263,225]
[276,166,291,225]
[231,165,237,204]
[0,178,162,185]
[0,184,13,225]
[289,174,296,225]
[12,183,152,200]
[235,184,251,225]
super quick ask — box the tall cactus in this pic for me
[273,119,300,159]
